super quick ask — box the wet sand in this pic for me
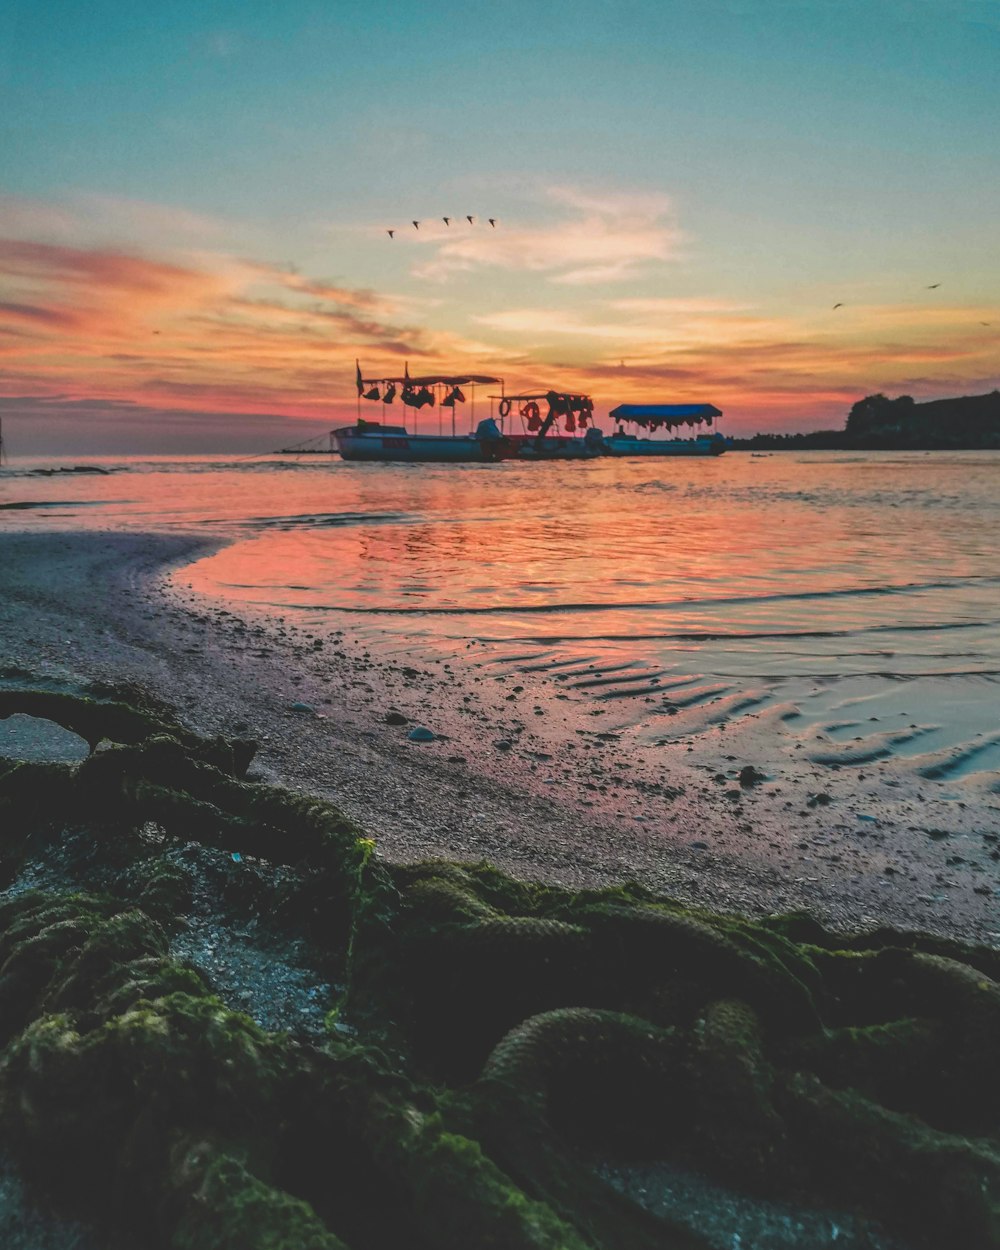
[2,528,998,945]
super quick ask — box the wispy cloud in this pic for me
[409,185,683,285]
[0,192,225,246]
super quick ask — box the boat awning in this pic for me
[609,404,722,426]
[362,373,501,386]
[487,391,593,402]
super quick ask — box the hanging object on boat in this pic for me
[383,382,397,404]
[363,385,381,402]
[519,401,540,422]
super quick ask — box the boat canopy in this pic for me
[609,403,722,428]
[487,392,586,402]
[362,372,502,386]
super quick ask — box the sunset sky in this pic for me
[2,0,999,451]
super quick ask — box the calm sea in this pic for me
[3,451,999,793]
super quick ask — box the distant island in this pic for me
[734,390,1000,450]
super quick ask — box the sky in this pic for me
[1,0,998,452]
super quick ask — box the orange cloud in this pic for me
[0,233,529,423]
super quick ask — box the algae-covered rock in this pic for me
[1,692,999,1248]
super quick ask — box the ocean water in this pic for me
[3,450,999,794]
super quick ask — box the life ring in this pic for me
[498,397,512,418]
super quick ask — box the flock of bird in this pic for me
[386,215,496,238]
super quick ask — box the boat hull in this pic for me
[333,426,517,463]
[508,435,601,460]
[604,434,728,457]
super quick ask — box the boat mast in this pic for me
[0,417,7,466]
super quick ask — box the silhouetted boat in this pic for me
[493,390,602,459]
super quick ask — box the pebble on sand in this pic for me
[408,726,436,742]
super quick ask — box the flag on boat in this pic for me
[355,360,364,396]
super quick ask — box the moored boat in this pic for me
[334,365,518,463]
[494,390,602,459]
[605,404,729,456]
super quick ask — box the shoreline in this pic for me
[1,526,998,944]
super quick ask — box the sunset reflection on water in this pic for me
[4,451,1000,787]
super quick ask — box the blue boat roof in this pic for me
[609,404,722,420]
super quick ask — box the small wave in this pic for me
[221,511,417,530]
[0,500,68,511]
[251,576,1000,618]
[0,500,116,510]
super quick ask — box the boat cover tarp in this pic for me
[609,404,722,425]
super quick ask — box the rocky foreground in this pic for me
[1,686,999,1248]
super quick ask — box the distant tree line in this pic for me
[732,390,1000,450]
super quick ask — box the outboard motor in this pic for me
[475,416,503,441]
[583,426,607,454]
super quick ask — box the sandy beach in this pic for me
[2,526,997,945]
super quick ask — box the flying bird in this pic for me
[832,303,844,309]
[466,215,474,224]
[488,218,496,227]
[412,221,420,230]
[926,283,941,289]
[443,217,451,226]
[386,229,394,238]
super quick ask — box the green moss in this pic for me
[169,1143,349,1250]
[2,692,1000,1248]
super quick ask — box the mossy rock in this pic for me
[1,692,999,1248]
